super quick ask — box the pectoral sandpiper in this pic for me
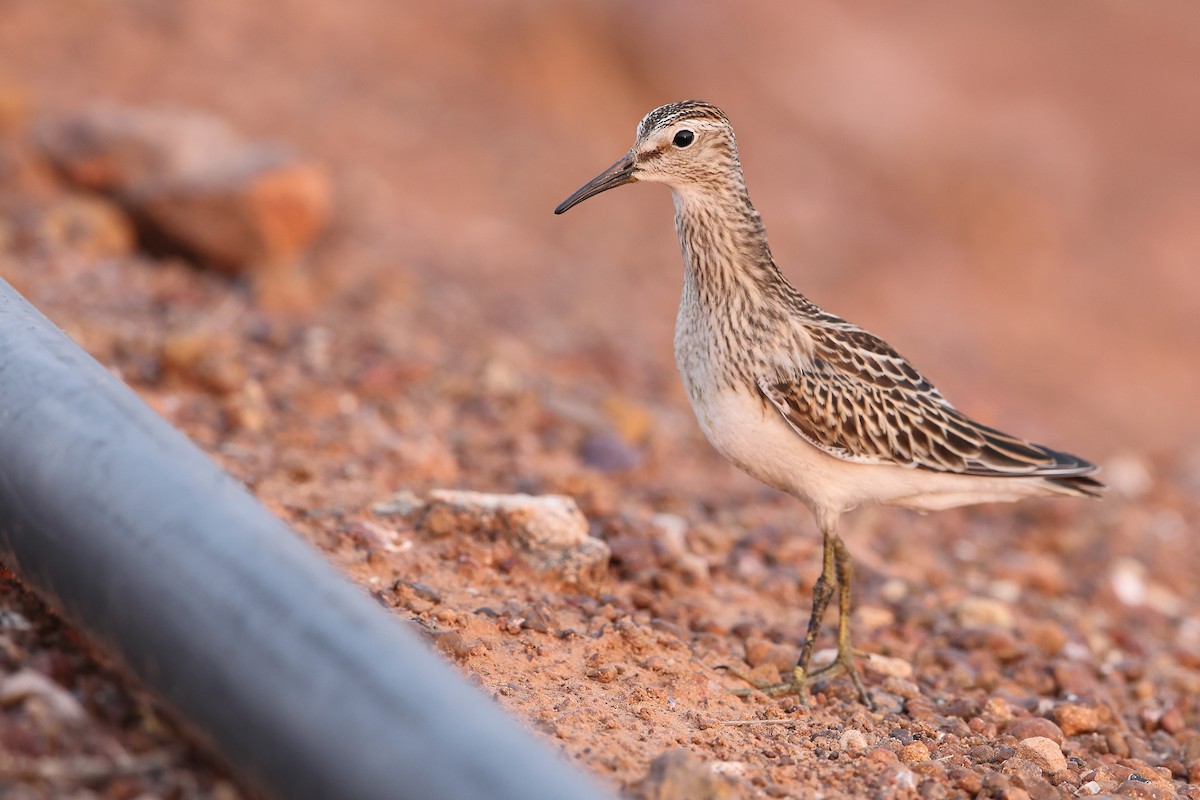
[555,101,1103,707]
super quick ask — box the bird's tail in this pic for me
[1044,472,1106,499]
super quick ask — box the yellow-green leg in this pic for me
[793,526,838,682]
[725,519,872,708]
[807,535,871,707]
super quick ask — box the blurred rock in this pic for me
[1009,717,1064,746]
[160,330,246,395]
[421,490,609,588]
[636,749,739,800]
[579,430,642,472]
[37,105,243,191]
[372,489,425,517]
[36,105,330,273]
[37,193,135,258]
[1114,777,1175,799]
[838,729,868,753]
[0,669,87,724]
[953,596,1016,629]
[649,512,709,582]
[1052,703,1102,736]
[862,652,914,679]
[743,635,798,672]
[130,147,331,274]
[1015,736,1067,773]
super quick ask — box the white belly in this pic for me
[682,380,868,510]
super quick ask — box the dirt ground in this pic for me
[1,2,1199,798]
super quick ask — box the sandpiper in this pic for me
[555,101,1103,706]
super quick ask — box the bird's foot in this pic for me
[718,649,873,710]
[807,648,872,709]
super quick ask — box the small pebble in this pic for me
[1053,703,1101,736]
[586,665,619,683]
[1015,736,1067,773]
[948,766,983,795]
[866,747,898,765]
[838,729,868,753]
[954,596,1015,629]
[579,431,643,472]
[1114,777,1173,799]
[862,653,913,679]
[637,748,739,800]
[900,741,931,765]
[1158,706,1184,734]
[1009,717,1065,746]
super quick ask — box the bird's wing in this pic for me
[757,324,1096,477]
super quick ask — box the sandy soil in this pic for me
[1,2,1199,798]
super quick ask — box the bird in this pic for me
[554,101,1103,707]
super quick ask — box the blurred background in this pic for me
[4,0,1197,459]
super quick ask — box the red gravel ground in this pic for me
[1,2,1199,798]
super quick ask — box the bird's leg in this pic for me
[723,515,873,707]
[792,525,838,683]
[806,535,872,707]
[724,521,842,703]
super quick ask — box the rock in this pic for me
[130,147,331,273]
[742,636,798,672]
[1024,619,1067,656]
[421,490,609,588]
[862,653,914,679]
[372,489,425,517]
[1051,659,1102,698]
[636,749,739,800]
[0,669,87,723]
[1009,717,1065,746]
[1114,777,1174,799]
[579,430,642,472]
[1052,703,1102,736]
[900,741,931,765]
[37,192,136,258]
[953,596,1016,629]
[838,729,869,753]
[855,604,895,631]
[1110,558,1147,607]
[649,513,709,582]
[37,105,244,191]
[949,766,983,795]
[160,330,247,395]
[1157,706,1184,734]
[37,104,240,190]
[36,105,330,273]
[1015,737,1067,774]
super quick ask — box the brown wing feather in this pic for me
[758,324,1100,481]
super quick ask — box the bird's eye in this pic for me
[672,129,695,148]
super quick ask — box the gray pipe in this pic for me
[0,279,611,800]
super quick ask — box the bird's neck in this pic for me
[671,180,789,309]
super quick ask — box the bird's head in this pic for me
[555,101,740,214]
